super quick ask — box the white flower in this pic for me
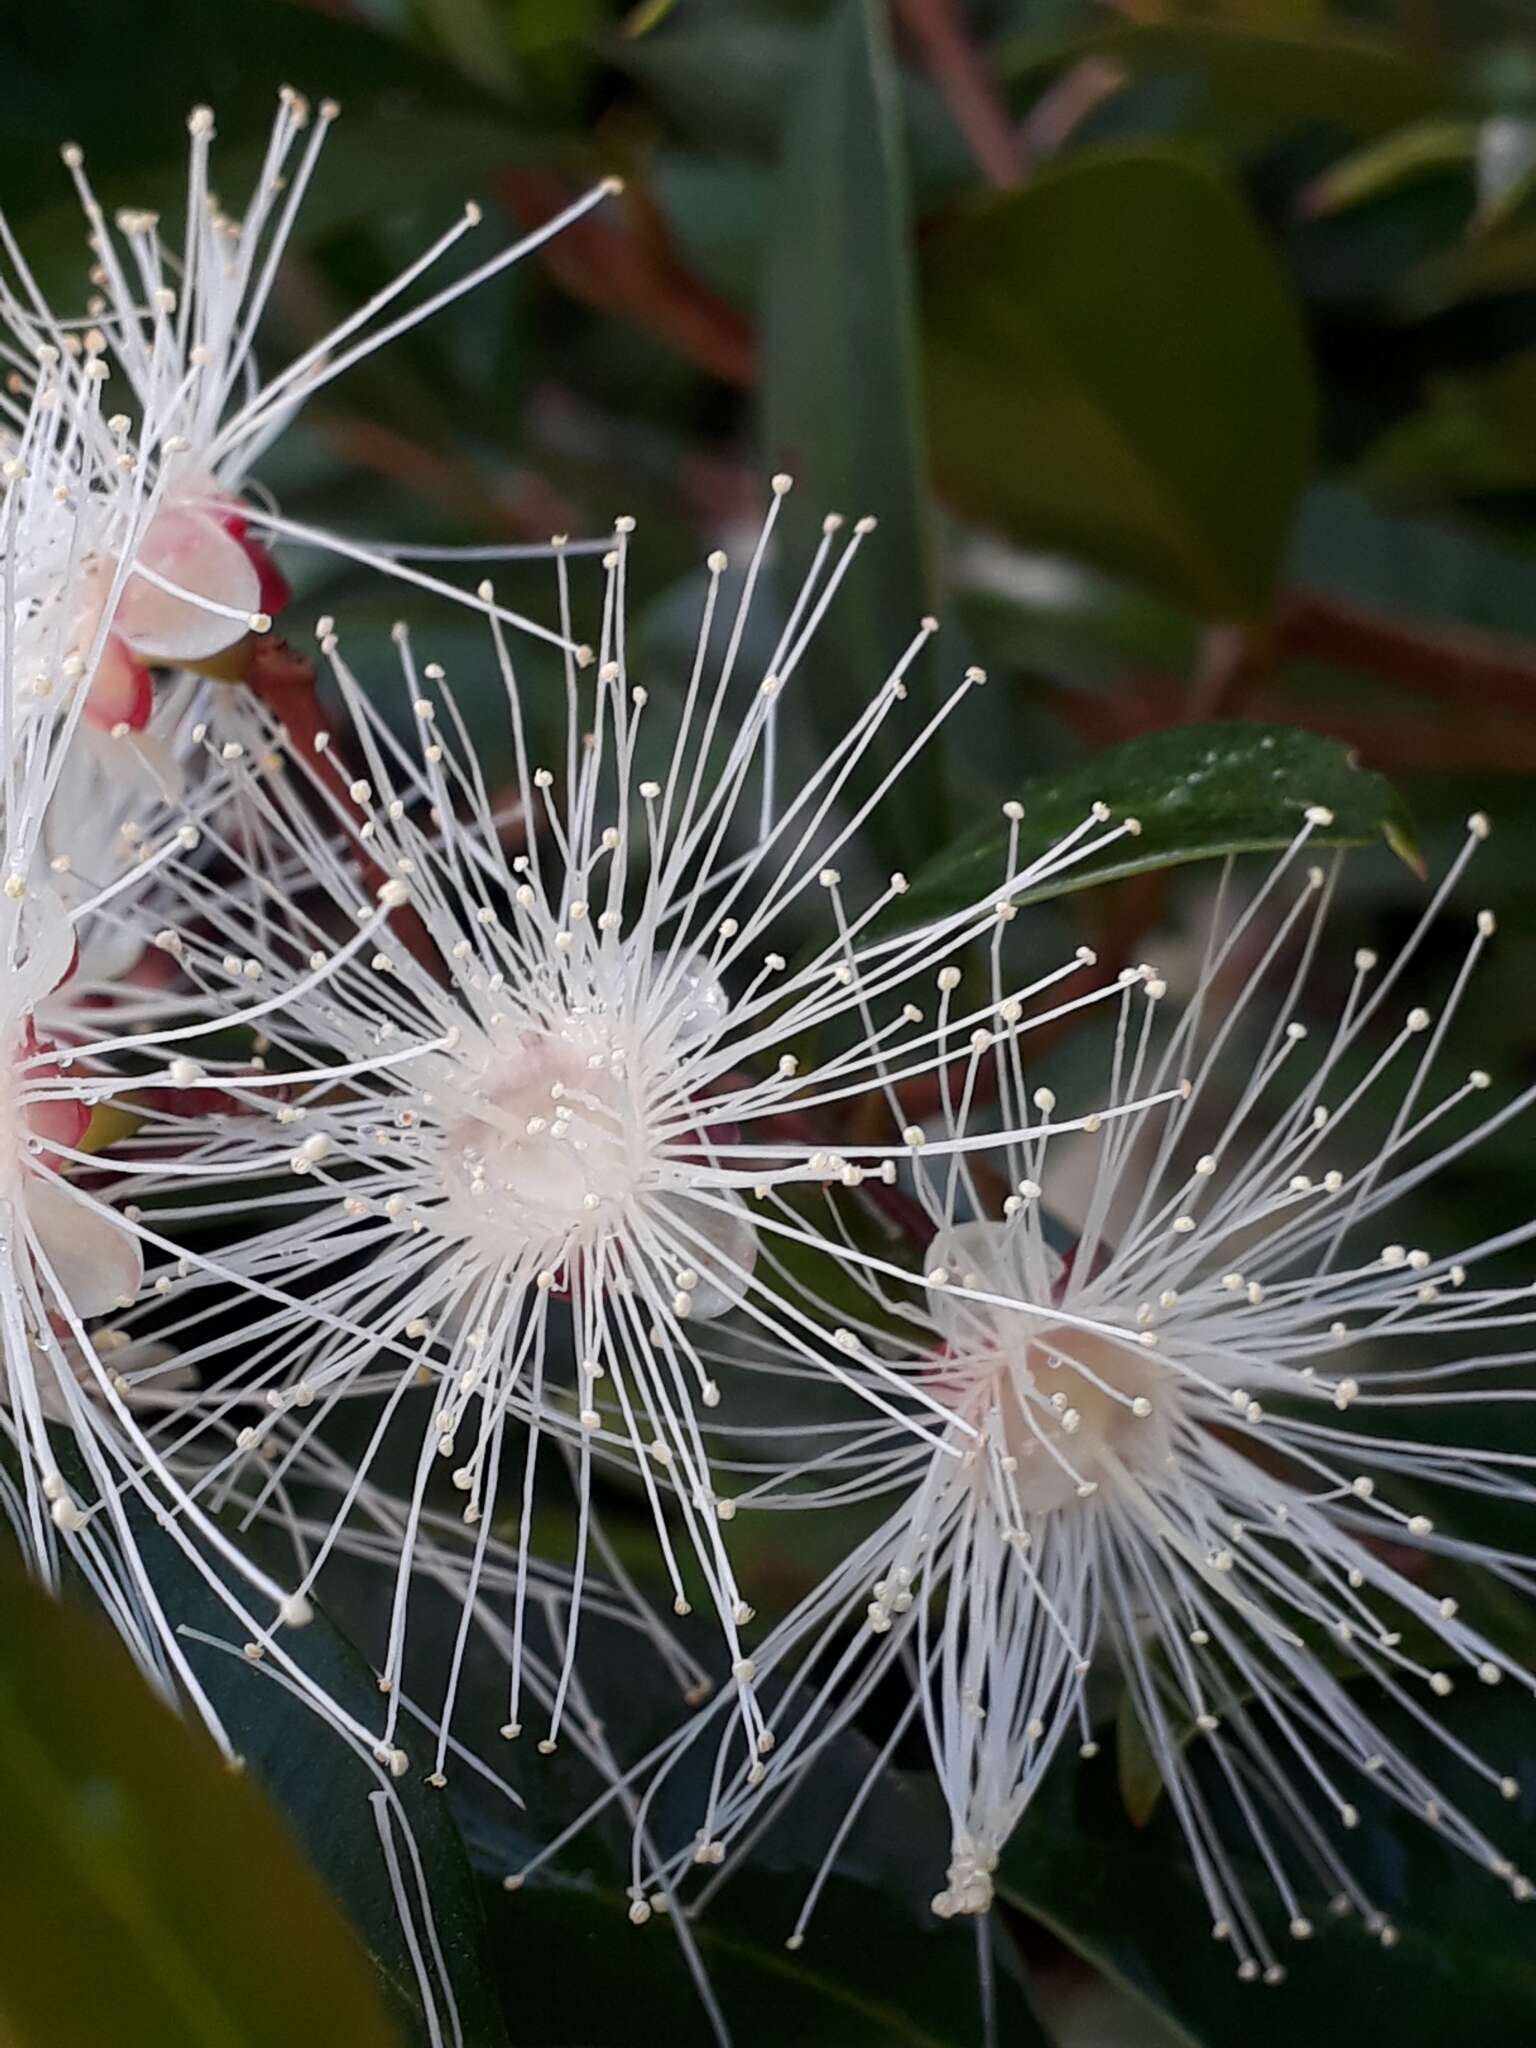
[0,803,459,1766]
[0,339,165,748]
[615,815,1536,1971]
[0,886,142,1311]
[0,454,396,1755]
[114,491,1158,1765]
[0,100,622,1770]
[0,91,620,698]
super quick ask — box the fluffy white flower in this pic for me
[0,91,618,717]
[0,435,383,1755]
[0,90,631,1777]
[111,492,1160,1765]
[605,816,1536,1972]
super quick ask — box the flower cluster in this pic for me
[107,488,1156,1764]
[3,94,1533,2031]
[0,95,615,1757]
[574,818,1536,1974]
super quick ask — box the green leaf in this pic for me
[1003,1687,1536,2048]
[1298,119,1478,219]
[1115,1684,1170,1835]
[410,0,523,95]
[0,1550,401,2048]
[760,0,941,834]
[0,0,560,301]
[1002,21,1443,145]
[154,1540,512,2048]
[896,722,1417,929]
[1293,485,1536,642]
[614,9,816,160]
[921,150,1315,624]
[480,1869,1051,2047]
[11,1435,509,2048]
[1118,22,1442,138]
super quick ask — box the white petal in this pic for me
[925,1220,1061,1346]
[115,508,260,663]
[25,1177,143,1318]
[13,886,76,1011]
[668,1191,757,1321]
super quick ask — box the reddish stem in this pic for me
[896,0,1022,189]
[498,168,756,389]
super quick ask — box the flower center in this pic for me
[988,1323,1172,1513]
[439,1021,645,1257]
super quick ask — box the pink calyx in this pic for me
[83,632,154,734]
[20,1022,91,1170]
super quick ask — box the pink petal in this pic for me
[83,633,153,733]
[115,506,261,663]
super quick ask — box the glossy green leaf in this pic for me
[1003,1687,1536,2048]
[0,1550,400,2048]
[760,0,941,832]
[896,722,1416,929]
[921,151,1315,623]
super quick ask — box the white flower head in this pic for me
[619,816,1536,1968]
[1,93,620,706]
[0,459,409,1759]
[118,494,1159,1764]
[0,94,634,1784]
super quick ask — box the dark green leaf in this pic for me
[0,0,559,300]
[481,1868,1051,2047]
[1003,1687,1536,2048]
[1002,21,1444,144]
[615,7,814,158]
[897,722,1417,929]
[1292,485,1536,641]
[409,0,522,94]
[921,150,1315,623]
[159,1541,512,2048]
[0,1549,401,2048]
[760,0,942,833]
[15,1436,509,2048]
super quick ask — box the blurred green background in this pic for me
[7,1,1536,2043]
